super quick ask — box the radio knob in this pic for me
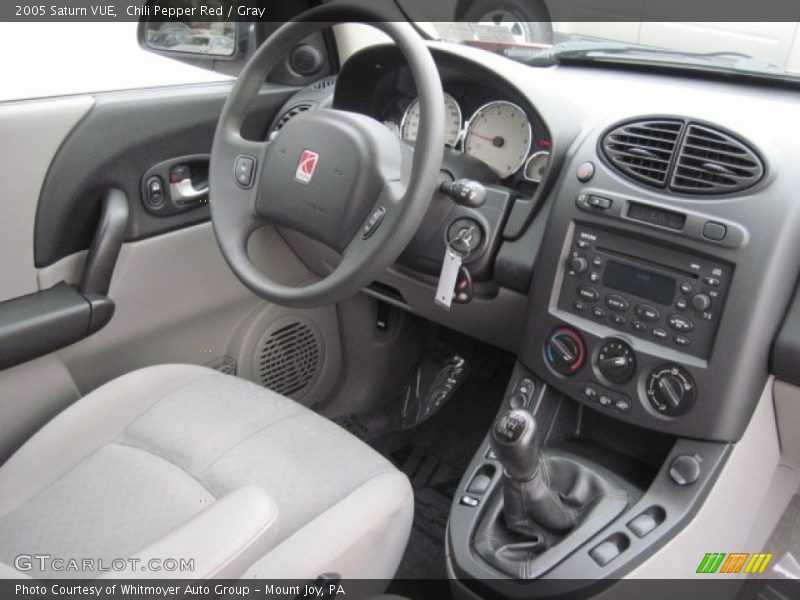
[646,365,696,417]
[545,327,586,376]
[596,339,637,385]
[569,256,589,275]
[691,293,712,312]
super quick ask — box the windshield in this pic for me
[414,20,800,81]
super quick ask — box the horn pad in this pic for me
[255,109,402,251]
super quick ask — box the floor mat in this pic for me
[366,350,513,584]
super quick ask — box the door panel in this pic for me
[0,97,93,303]
[34,83,296,268]
[0,81,339,461]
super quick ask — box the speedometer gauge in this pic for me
[465,101,531,178]
[402,93,462,147]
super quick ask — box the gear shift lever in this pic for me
[490,409,542,481]
[490,408,578,535]
[475,409,630,577]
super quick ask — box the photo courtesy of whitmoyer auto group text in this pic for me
[2,0,800,599]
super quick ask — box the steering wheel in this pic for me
[210,5,445,308]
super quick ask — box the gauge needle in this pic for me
[470,132,495,141]
[470,132,506,147]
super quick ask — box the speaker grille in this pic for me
[255,320,321,398]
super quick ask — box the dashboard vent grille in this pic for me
[671,124,764,194]
[268,103,313,139]
[311,76,336,90]
[601,119,684,187]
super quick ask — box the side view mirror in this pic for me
[140,20,243,59]
[136,1,250,76]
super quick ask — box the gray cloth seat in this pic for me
[0,365,413,580]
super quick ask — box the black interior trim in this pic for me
[34,83,296,268]
[772,276,800,386]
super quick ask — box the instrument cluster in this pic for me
[382,88,552,183]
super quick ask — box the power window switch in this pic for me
[590,541,622,566]
[467,474,492,495]
[627,513,658,538]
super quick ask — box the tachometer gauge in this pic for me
[465,101,531,178]
[401,93,462,147]
[524,151,551,183]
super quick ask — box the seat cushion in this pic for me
[0,365,413,579]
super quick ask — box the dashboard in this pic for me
[268,41,800,445]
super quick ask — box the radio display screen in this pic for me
[602,261,676,306]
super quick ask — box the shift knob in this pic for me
[490,409,542,481]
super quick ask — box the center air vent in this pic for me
[670,124,764,194]
[267,103,314,140]
[601,119,684,187]
[255,320,322,399]
[601,118,764,196]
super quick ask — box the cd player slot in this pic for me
[595,246,698,279]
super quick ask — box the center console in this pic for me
[447,112,800,596]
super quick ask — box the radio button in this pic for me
[636,305,661,322]
[676,298,688,310]
[589,272,600,283]
[577,287,600,302]
[606,295,630,312]
[632,321,647,332]
[577,240,590,249]
[680,283,693,295]
[615,399,631,413]
[592,307,607,320]
[573,301,588,313]
[668,315,695,333]
[703,277,720,287]
[611,314,627,326]
[691,293,712,312]
[592,257,604,267]
[652,328,669,340]
[674,335,691,347]
[569,256,589,275]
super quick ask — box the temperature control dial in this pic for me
[597,339,637,384]
[545,327,586,376]
[646,365,696,417]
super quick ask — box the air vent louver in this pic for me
[311,76,336,90]
[601,118,764,196]
[670,124,764,194]
[601,119,684,187]
[255,321,321,399]
[268,103,313,139]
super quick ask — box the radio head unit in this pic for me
[558,225,732,359]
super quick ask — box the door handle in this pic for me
[170,178,209,206]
